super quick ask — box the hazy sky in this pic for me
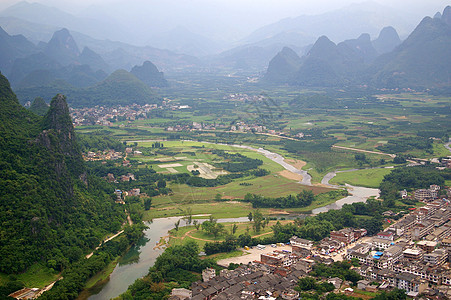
[1,0,448,18]
[0,0,448,44]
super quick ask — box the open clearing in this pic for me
[278,170,303,181]
[285,159,306,169]
[216,245,293,267]
[157,163,183,168]
[187,162,227,179]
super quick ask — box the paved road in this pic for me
[332,145,396,158]
[445,139,451,153]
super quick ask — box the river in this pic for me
[93,141,376,299]
[88,217,249,300]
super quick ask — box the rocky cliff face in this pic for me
[39,94,85,182]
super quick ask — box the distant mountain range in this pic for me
[0,1,132,43]
[243,2,416,46]
[0,25,169,106]
[0,1,438,66]
[0,1,449,96]
[263,6,451,89]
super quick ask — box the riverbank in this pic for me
[88,142,381,299]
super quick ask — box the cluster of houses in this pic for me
[70,103,158,126]
[400,185,443,201]
[174,264,306,300]
[83,149,124,161]
[170,196,451,299]
[169,232,368,300]
[347,198,451,298]
[230,122,266,134]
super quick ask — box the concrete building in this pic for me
[403,248,424,261]
[396,273,428,295]
[417,240,437,253]
[289,236,313,248]
[202,268,216,282]
[377,231,394,241]
[424,249,448,265]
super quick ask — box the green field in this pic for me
[329,168,393,188]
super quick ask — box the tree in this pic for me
[211,223,225,240]
[298,277,317,291]
[193,220,200,230]
[144,198,152,210]
[184,207,193,225]
[253,209,263,233]
[247,212,253,222]
[202,220,225,239]
[231,224,238,235]
[157,179,166,189]
[393,155,407,164]
[174,219,180,231]
[214,193,222,201]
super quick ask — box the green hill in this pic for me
[70,69,161,107]
[15,69,161,107]
[0,72,124,274]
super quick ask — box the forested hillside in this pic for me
[0,72,125,274]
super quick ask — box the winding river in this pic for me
[89,141,377,299]
[88,217,249,300]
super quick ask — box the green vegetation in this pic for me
[244,189,348,208]
[116,241,215,299]
[28,96,49,116]
[0,79,126,277]
[379,166,451,204]
[40,223,147,300]
[330,168,392,188]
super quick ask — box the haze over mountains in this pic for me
[264,6,451,89]
[0,1,450,105]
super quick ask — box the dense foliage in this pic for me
[39,223,146,300]
[77,132,126,152]
[379,166,450,201]
[28,96,49,116]
[272,199,385,242]
[377,136,433,154]
[310,261,361,284]
[0,75,125,275]
[212,149,263,172]
[244,190,315,208]
[118,241,215,299]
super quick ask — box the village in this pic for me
[168,191,451,300]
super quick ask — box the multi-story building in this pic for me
[330,228,355,244]
[377,231,394,241]
[424,249,448,265]
[411,220,435,240]
[403,248,424,261]
[417,240,437,253]
[371,237,393,250]
[374,245,403,270]
[202,268,216,282]
[396,273,428,295]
